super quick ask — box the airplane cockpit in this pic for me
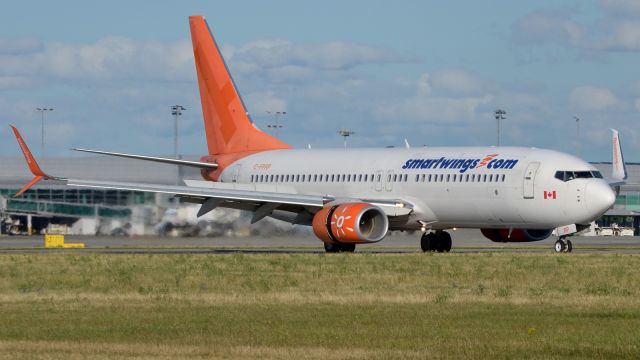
[554,170,603,182]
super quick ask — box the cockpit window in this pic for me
[554,170,603,182]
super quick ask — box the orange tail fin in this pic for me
[189,15,290,156]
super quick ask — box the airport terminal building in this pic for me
[1,156,639,235]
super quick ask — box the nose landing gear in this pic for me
[554,236,573,253]
[420,231,452,252]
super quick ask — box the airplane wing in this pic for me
[73,148,218,169]
[11,126,413,224]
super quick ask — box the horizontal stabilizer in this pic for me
[73,148,218,169]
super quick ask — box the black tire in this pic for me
[341,243,356,253]
[554,240,565,253]
[324,242,341,253]
[566,239,573,253]
[420,233,432,252]
[441,231,452,252]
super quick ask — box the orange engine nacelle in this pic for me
[480,228,553,243]
[312,203,389,244]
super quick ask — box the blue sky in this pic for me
[1,0,640,161]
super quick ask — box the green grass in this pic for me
[0,253,639,359]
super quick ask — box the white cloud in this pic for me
[373,73,492,124]
[244,91,287,115]
[226,39,406,71]
[570,86,620,111]
[431,69,482,95]
[600,0,640,16]
[512,4,640,53]
[0,37,194,81]
[0,37,42,55]
[600,21,640,50]
[511,9,586,48]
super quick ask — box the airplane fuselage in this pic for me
[218,146,614,231]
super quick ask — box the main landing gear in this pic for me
[324,242,356,253]
[420,231,452,252]
[554,236,573,253]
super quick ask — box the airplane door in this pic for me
[523,162,540,199]
[231,164,242,183]
[375,170,383,191]
[385,170,394,192]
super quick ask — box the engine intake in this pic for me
[312,203,389,244]
[481,228,553,243]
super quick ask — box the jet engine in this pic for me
[480,228,553,243]
[312,203,389,244]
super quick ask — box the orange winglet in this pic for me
[14,175,44,197]
[10,125,49,197]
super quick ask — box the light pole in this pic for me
[266,111,285,137]
[494,109,506,146]
[574,116,580,157]
[171,105,186,159]
[338,128,355,149]
[35,107,54,157]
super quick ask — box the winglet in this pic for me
[611,129,627,181]
[10,125,50,197]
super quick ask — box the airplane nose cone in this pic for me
[586,181,616,217]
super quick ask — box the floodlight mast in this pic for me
[574,116,580,157]
[338,128,355,149]
[171,105,186,159]
[266,111,286,137]
[494,109,506,146]
[34,107,54,157]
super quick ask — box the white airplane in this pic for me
[11,15,626,253]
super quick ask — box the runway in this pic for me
[1,229,639,254]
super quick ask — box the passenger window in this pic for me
[501,174,505,182]
[452,174,457,182]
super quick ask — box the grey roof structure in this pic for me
[0,156,203,188]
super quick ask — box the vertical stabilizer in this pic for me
[189,15,290,155]
[611,129,627,181]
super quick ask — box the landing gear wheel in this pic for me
[324,242,341,253]
[565,239,573,253]
[440,231,452,252]
[421,231,452,253]
[420,233,434,252]
[324,242,355,253]
[341,243,356,253]
[554,239,566,253]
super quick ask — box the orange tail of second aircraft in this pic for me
[189,15,290,157]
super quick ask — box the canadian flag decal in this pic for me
[544,190,557,199]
